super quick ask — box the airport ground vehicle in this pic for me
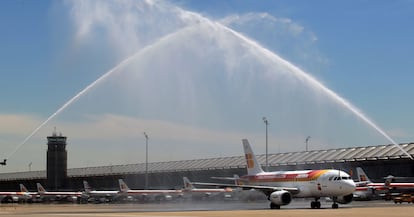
[393,194,414,204]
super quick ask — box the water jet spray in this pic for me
[5,1,411,163]
[175,7,413,159]
[3,26,195,161]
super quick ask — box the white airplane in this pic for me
[0,185,31,203]
[20,184,40,202]
[192,139,356,209]
[354,167,414,200]
[182,177,233,199]
[83,180,120,203]
[118,179,183,201]
[36,183,84,202]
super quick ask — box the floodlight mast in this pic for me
[305,136,311,152]
[263,117,269,172]
[144,132,149,190]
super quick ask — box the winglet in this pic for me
[118,179,130,192]
[242,139,264,175]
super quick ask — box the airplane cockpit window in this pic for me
[330,176,351,181]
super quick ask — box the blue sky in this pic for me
[0,0,413,173]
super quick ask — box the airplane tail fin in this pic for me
[83,180,91,193]
[118,179,130,193]
[242,139,264,175]
[183,177,195,190]
[356,167,371,183]
[36,183,46,193]
[20,184,28,192]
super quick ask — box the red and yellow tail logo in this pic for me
[245,154,254,168]
[38,186,45,192]
[21,185,28,192]
[120,183,127,191]
[359,175,368,182]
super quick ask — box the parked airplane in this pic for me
[0,186,31,203]
[192,139,356,209]
[20,184,41,202]
[83,180,120,203]
[118,179,183,201]
[36,183,84,202]
[354,167,414,200]
[182,177,233,199]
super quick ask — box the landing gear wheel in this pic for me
[270,202,280,209]
[332,203,339,209]
[311,201,321,209]
[316,201,321,209]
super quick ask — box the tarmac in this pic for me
[0,200,413,217]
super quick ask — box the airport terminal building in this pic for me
[0,133,413,192]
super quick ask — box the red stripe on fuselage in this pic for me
[242,170,329,183]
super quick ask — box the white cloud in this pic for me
[58,113,248,145]
[1,110,386,171]
[0,112,256,171]
[0,114,42,136]
[386,128,410,139]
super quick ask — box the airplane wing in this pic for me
[191,182,300,195]
[210,176,238,181]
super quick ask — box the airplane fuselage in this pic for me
[87,190,119,197]
[240,169,355,198]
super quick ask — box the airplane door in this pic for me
[319,175,329,195]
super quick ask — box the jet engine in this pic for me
[269,190,292,206]
[336,193,353,204]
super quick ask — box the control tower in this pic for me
[47,130,67,190]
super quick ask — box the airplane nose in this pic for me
[343,181,356,194]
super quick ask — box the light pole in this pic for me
[263,117,269,172]
[144,132,149,190]
[305,136,311,152]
